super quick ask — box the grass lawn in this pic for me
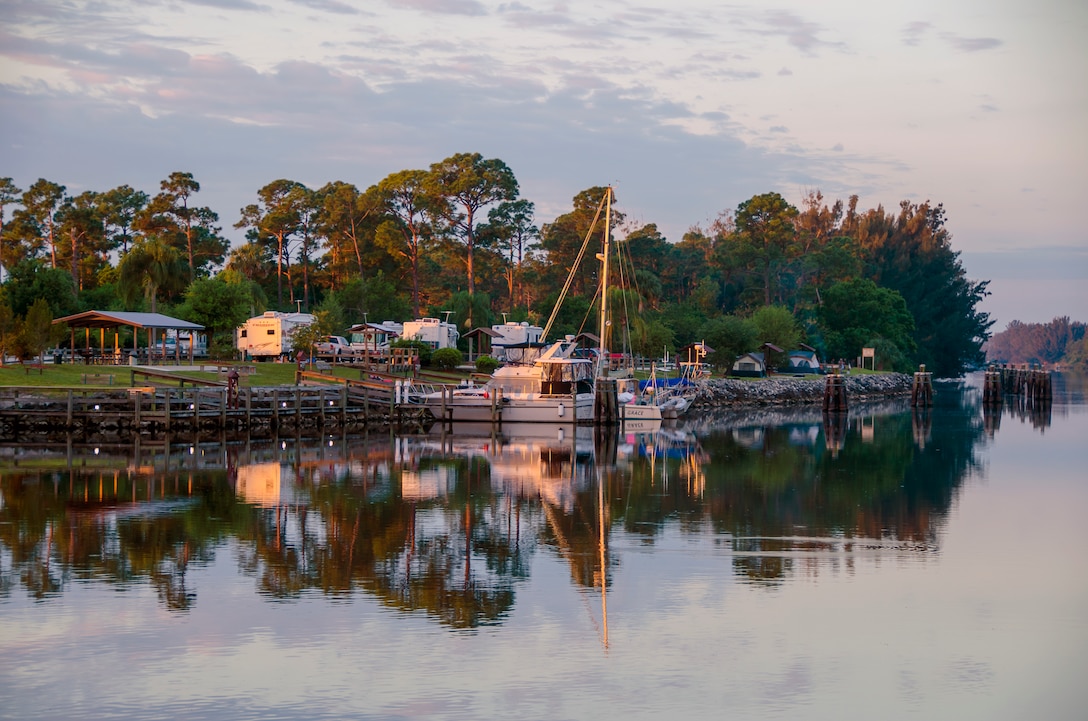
[0,358,432,389]
[0,361,305,388]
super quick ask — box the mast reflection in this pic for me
[1,391,990,626]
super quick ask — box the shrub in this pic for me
[432,347,463,370]
[475,355,500,373]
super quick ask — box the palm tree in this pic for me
[118,238,187,312]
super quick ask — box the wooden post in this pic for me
[910,365,933,407]
[823,370,848,413]
[164,388,172,433]
[66,389,73,426]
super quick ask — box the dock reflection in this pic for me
[0,392,989,627]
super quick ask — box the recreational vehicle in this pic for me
[236,311,316,361]
[401,317,459,350]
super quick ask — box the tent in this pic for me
[730,352,767,378]
[785,349,822,373]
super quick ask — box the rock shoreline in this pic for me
[690,373,913,408]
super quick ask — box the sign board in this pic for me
[862,347,875,358]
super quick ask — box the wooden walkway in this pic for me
[0,381,433,440]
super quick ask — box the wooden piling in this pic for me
[911,365,933,407]
[594,378,619,425]
[822,371,848,413]
[982,367,1003,405]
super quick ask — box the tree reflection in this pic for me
[0,388,991,621]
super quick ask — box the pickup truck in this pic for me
[314,335,352,357]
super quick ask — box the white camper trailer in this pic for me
[401,317,460,350]
[490,321,544,360]
[236,311,316,361]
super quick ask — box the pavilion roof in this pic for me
[53,310,204,331]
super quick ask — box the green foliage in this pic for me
[392,339,432,366]
[1062,336,1088,371]
[290,323,323,358]
[540,293,593,341]
[21,297,56,363]
[818,278,916,371]
[431,347,464,370]
[449,291,492,334]
[3,261,79,317]
[699,315,759,369]
[0,169,994,376]
[312,294,347,336]
[723,191,800,307]
[333,274,411,326]
[118,238,188,312]
[858,201,991,375]
[475,355,500,373]
[0,289,15,365]
[174,277,253,357]
[632,317,676,359]
[751,305,801,370]
[659,302,708,348]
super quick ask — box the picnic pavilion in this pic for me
[53,310,205,365]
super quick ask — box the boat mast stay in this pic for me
[539,191,609,344]
[597,186,612,378]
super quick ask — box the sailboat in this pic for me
[408,186,659,427]
[593,186,661,426]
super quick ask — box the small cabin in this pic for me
[731,351,767,378]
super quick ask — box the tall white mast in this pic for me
[598,186,612,374]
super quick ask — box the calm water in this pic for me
[1,374,1086,721]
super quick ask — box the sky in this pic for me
[1,0,1086,330]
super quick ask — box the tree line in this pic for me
[985,317,1087,369]
[0,156,992,375]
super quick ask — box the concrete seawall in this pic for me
[691,373,913,408]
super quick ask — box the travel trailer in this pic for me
[236,311,316,361]
[401,317,460,350]
[490,321,544,361]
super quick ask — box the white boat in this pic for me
[408,336,595,423]
[409,186,659,426]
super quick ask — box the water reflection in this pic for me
[2,377,1051,629]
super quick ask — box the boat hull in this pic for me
[422,393,595,423]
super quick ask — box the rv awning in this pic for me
[54,310,204,331]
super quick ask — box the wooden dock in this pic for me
[0,381,433,441]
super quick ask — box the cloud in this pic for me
[756,10,845,56]
[901,21,932,46]
[942,34,1003,52]
[288,0,360,13]
[184,0,269,10]
[2,51,861,244]
[902,23,1002,53]
[391,0,489,17]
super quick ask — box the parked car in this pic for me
[315,335,352,356]
[161,336,208,357]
